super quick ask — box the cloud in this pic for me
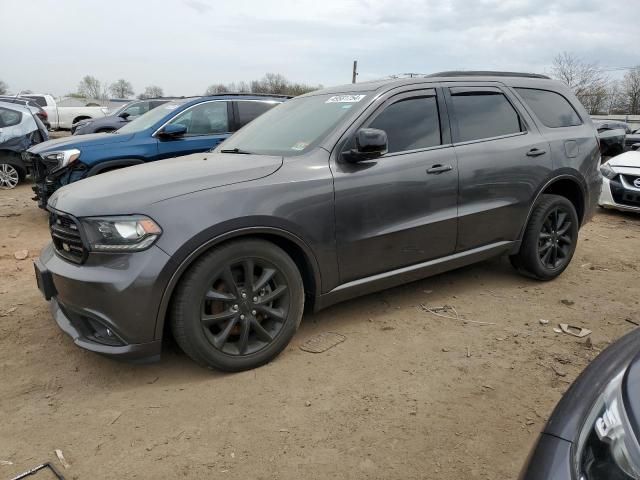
[0,0,637,96]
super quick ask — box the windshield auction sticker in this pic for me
[325,95,366,103]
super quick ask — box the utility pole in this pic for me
[352,60,358,84]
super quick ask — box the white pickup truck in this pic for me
[22,94,108,130]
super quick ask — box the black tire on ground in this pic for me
[510,194,579,281]
[170,239,304,372]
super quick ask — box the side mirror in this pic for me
[118,112,130,120]
[343,128,388,162]
[158,123,187,138]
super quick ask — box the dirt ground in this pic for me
[1,182,639,480]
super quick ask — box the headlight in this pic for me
[600,163,617,180]
[576,370,640,479]
[81,215,162,252]
[44,149,81,170]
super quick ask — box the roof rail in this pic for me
[201,92,293,99]
[425,71,551,80]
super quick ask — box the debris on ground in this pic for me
[420,305,495,326]
[13,250,28,260]
[625,318,640,327]
[305,401,312,407]
[55,449,70,469]
[539,319,549,325]
[559,323,592,338]
[299,332,346,353]
[8,462,65,480]
[0,460,13,466]
[560,299,575,307]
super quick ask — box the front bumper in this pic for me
[599,177,640,213]
[37,242,173,362]
[519,434,573,479]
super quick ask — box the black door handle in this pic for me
[526,148,546,157]
[427,164,453,174]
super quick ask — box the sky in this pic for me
[1,0,638,97]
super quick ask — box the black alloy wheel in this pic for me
[510,194,579,280]
[537,207,574,269]
[171,239,304,371]
[201,258,290,356]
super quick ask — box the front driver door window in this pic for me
[155,101,231,160]
[167,102,229,136]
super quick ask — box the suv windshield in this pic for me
[116,100,186,134]
[218,93,370,156]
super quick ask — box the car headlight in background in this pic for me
[44,149,81,170]
[576,370,640,479]
[600,163,617,180]
[82,216,162,252]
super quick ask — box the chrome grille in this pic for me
[49,212,87,264]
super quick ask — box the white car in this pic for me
[599,151,640,213]
[21,94,108,130]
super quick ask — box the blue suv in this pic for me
[26,94,288,208]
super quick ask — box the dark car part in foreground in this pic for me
[71,99,172,135]
[35,72,601,371]
[520,327,640,480]
[0,101,48,189]
[594,121,626,158]
[25,94,288,208]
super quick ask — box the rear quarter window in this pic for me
[235,101,278,129]
[0,107,22,127]
[514,88,582,128]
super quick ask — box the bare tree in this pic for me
[621,67,640,115]
[109,79,134,98]
[138,85,164,99]
[551,52,608,114]
[204,83,229,95]
[0,80,8,95]
[77,75,103,99]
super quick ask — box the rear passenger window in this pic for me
[236,101,278,129]
[25,96,47,107]
[368,96,441,153]
[0,107,22,127]
[450,90,523,142]
[515,88,582,128]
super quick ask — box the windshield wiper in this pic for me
[220,147,253,154]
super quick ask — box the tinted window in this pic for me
[368,96,441,153]
[450,91,522,142]
[0,107,22,127]
[515,88,582,128]
[122,102,150,117]
[24,95,47,107]
[168,101,228,135]
[236,101,278,129]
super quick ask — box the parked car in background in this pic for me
[0,101,48,189]
[72,99,173,135]
[593,120,633,134]
[0,96,50,129]
[21,94,108,130]
[26,94,287,207]
[599,151,640,213]
[625,128,640,152]
[519,327,640,480]
[33,72,600,371]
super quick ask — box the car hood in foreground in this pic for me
[27,132,134,153]
[48,152,283,217]
[607,151,640,168]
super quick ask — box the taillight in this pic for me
[41,110,48,119]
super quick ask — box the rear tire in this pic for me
[510,194,579,280]
[170,239,304,372]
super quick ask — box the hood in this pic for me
[48,152,283,216]
[607,151,640,168]
[27,132,134,154]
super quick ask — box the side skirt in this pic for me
[314,241,517,311]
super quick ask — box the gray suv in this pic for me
[34,71,602,371]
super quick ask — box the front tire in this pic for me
[170,239,304,372]
[510,194,579,280]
